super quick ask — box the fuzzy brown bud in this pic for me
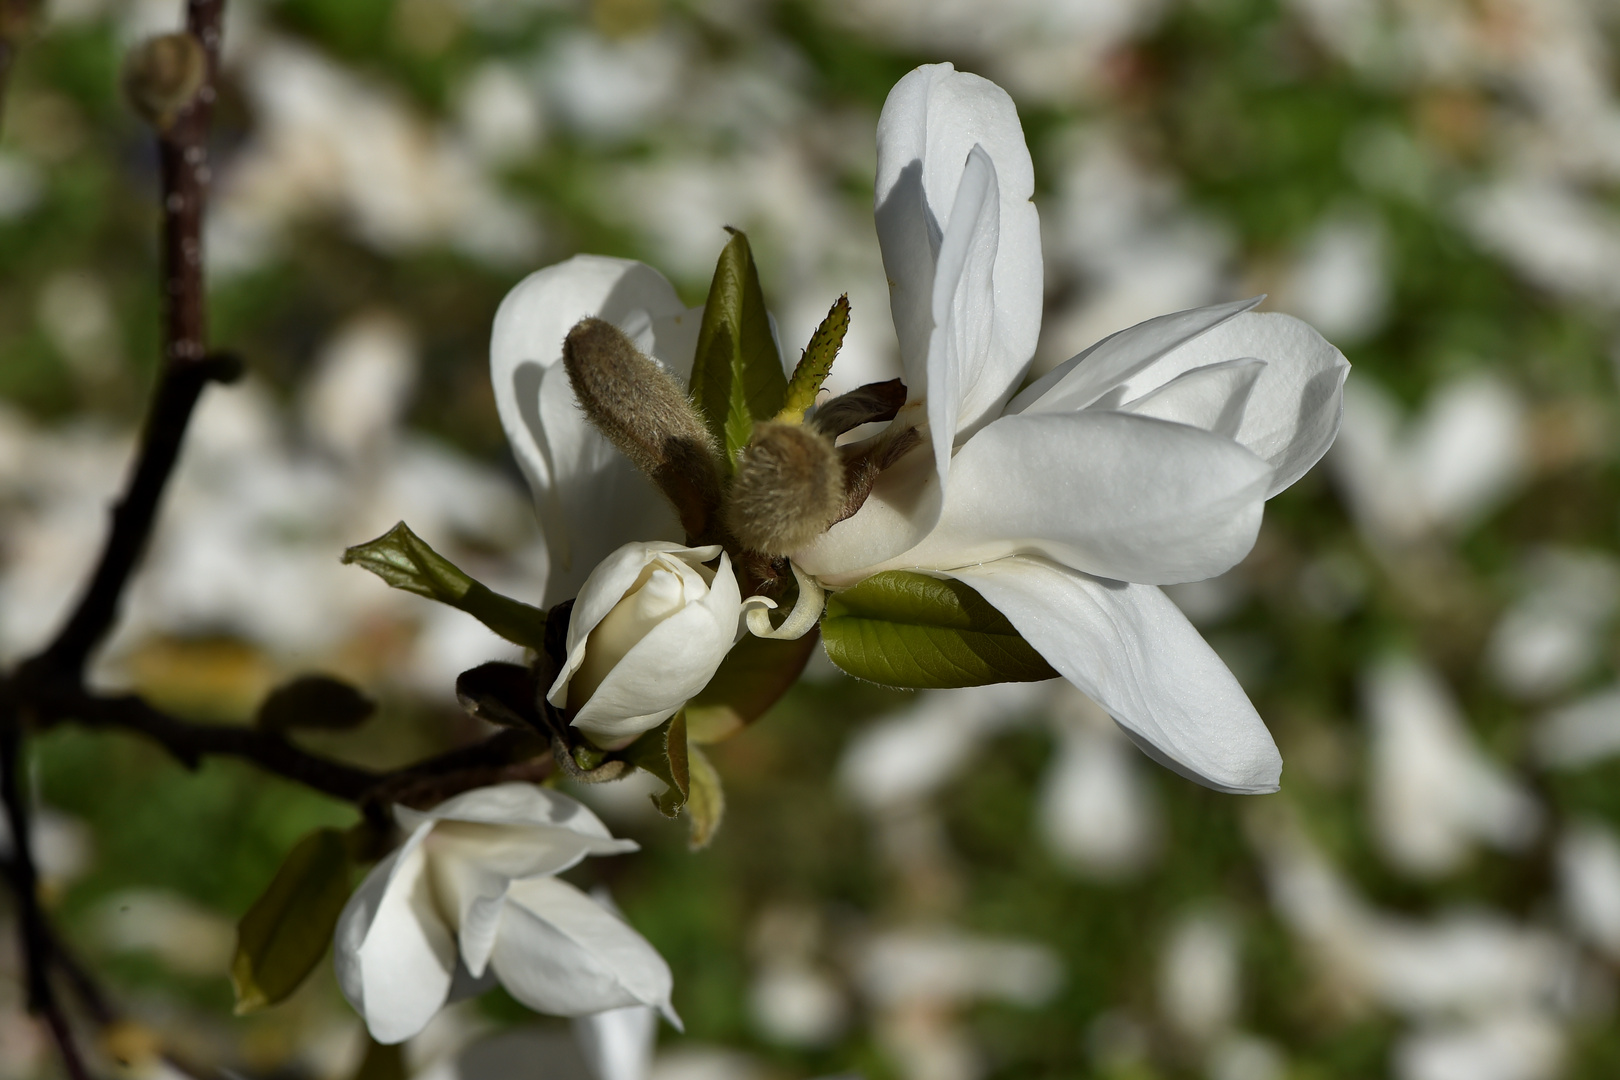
[563,317,722,539]
[725,420,846,556]
[122,33,207,130]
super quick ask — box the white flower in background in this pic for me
[548,541,742,747]
[335,784,677,1045]
[1535,683,1620,768]
[1157,907,1241,1044]
[1394,1011,1565,1080]
[1486,548,1620,700]
[1556,820,1620,961]
[1037,686,1162,879]
[793,64,1348,794]
[1363,657,1541,877]
[1331,373,1527,547]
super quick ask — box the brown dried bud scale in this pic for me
[725,421,846,556]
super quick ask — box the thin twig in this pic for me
[26,0,229,684]
[0,699,93,1080]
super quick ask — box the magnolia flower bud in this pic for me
[725,420,845,555]
[548,541,742,747]
[122,33,207,130]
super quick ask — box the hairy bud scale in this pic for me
[725,421,846,556]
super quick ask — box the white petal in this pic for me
[489,256,701,605]
[333,839,457,1044]
[493,877,679,1025]
[1116,358,1266,440]
[398,783,632,846]
[1011,297,1261,416]
[548,542,723,708]
[926,144,1000,483]
[946,558,1282,793]
[1029,309,1350,499]
[572,553,742,742]
[875,64,1041,422]
[792,438,941,583]
[874,411,1272,585]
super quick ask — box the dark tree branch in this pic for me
[0,699,94,1080]
[26,0,230,684]
[0,0,37,139]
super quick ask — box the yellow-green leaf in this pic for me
[686,743,725,850]
[689,229,786,468]
[778,294,849,422]
[342,522,548,649]
[821,571,1060,689]
[232,828,353,1014]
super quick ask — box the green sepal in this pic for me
[256,675,375,733]
[821,571,1060,689]
[689,228,786,468]
[778,294,849,422]
[342,522,548,650]
[231,827,354,1014]
[685,630,818,744]
[685,743,725,851]
[623,712,690,817]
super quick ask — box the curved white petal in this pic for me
[548,542,723,708]
[333,837,458,1044]
[493,877,679,1026]
[792,438,941,583]
[875,64,1041,428]
[869,411,1272,585]
[927,144,1000,483]
[398,782,627,840]
[1011,298,1261,416]
[572,553,742,742]
[946,557,1282,794]
[490,256,702,605]
[1103,312,1349,498]
[1116,359,1266,440]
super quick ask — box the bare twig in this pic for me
[0,699,94,1080]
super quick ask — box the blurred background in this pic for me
[5,0,1620,1077]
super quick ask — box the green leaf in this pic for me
[778,294,849,422]
[342,522,548,649]
[232,827,353,1014]
[350,1037,406,1080]
[256,675,375,733]
[685,630,817,744]
[689,229,786,468]
[821,571,1060,689]
[685,743,725,851]
[623,712,690,817]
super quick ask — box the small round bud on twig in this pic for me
[725,420,846,555]
[122,33,207,131]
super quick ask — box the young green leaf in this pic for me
[778,294,850,423]
[821,571,1060,688]
[689,229,787,467]
[256,674,375,733]
[685,630,818,744]
[685,743,725,851]
[232,828,353,1014]
[342,522,548,649]
[623,712,690,816]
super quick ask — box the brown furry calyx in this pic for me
[724,421,846,556]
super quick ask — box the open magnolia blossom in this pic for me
[334,783,677,1044]
[789,63,1350,794]
[548,540,742,747]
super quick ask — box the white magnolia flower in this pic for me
[334,783,677,1044]
[548,540,742,747]
[791,64,1349,794]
